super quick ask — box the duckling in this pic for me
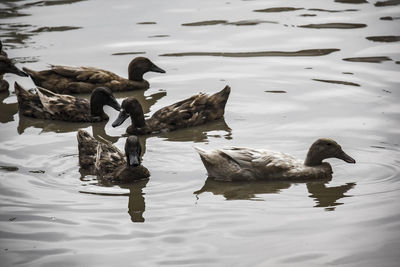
[22,57,165,94]
[14,82,120,122]
[195,138,356,181]
[77,129,149,182]
[0,55,28,92]
[112,85,231,135]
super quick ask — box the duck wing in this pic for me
[95,141,125,179]
[23,65,121,94]
[150,85,230,131]
[36,87,91,122]
[77,129,99,170]
[195,147,302,181]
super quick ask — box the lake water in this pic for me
[1,0,400,266]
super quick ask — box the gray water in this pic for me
[1,0,400,266]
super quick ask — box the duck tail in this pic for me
[194,146,215,170]
[77,129,99,169]
[14,82,34,104]
[208,85,230,118]
[22,67,43,84]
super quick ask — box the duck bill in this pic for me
[337,150,356,164]
[128,153,140,167]
[149,63,166,73]
[112,110,129,127]
[9,65,28,77]
[108,96,121,111]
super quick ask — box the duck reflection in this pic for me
[307,181,356,210]
[0,90,17,123]
[80,173,149,223]
[195,177,356,210]
[157,117,232,142]
[120,180,148,223]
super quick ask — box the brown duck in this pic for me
[112,85,231,135]
[77,129,149,182]
[22,57,165,94]
[14,82,120,122]
[195,138,356,181]
[0,55,28,92]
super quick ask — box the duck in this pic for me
[14,82,121,122]
[77,129,150,182]
[194,138,356,181]
[0,55,28,92]
[22,57,166,94]
[112,85,231,135]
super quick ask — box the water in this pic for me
[1,0,399,266]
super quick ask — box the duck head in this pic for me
[0,56,28,77]
[112,97,145,128]
[127,57,165,82]
[90,87,121,117]
[125,135,142,167]
[304,138,356,166]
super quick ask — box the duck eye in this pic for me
[326,143,331,146]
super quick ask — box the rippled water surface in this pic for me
[1,0,400,266]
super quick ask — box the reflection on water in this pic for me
[299,23,367,29]
[182,19,277,27]
[195,178,356,210]
[157,118,231,143]
[195,178,291,200]
[0,91,17,123]
[312,79,360,87]
[366,36,400,42]
[343,56,393,63]
[161,48,340,58]
[307,181,356,211]
[123,180,148,223]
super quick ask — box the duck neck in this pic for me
[128,70,144,82]
[90,95,105,117]
[304,150,324,167]
[130,109,146,129]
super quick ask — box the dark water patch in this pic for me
[265,90,287,93]
[31,26,82,33]
[160,48,340,57]
[307,8,359,12]
[182,20,228,26]
[380,16,400,20]
[0,9,30,19]
[312,79,360,86]
[24,0,87,7]
[227,20,278,26]
[335,0,368,3]
[148,35,170,38]
[342,72,354,75]
[254,7,304,13]
[112,52,146,56]
[375,0,400,6]
[343,56,392,63]
[0,166,19,172]
[299,23,367,29]
[371,145,387,149]
[183,20,277,27]
[396,61,400,64]
[366,36,400,42]
[382,89,392,93]
[29,170,45,174]
[137,21,157,25]
[299,14,317,17]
